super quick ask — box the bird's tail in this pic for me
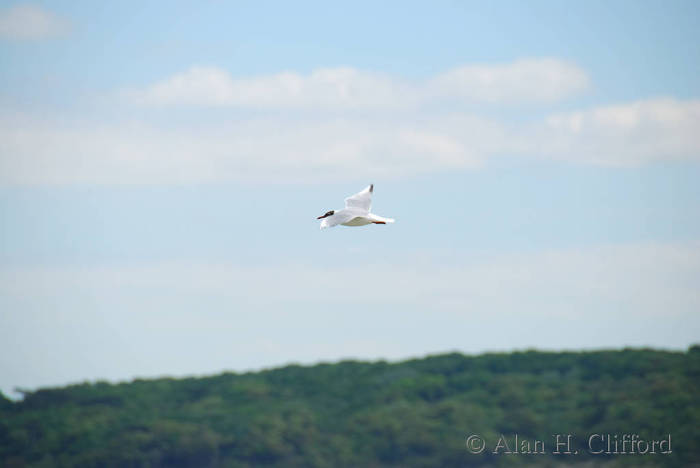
[370,215,395,224]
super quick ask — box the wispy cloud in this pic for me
[539,98,700,165]
[0,114,490,185]
[428,58,590,103]
[0,4,70,40]
[2,97,698,185]
[137,66,411,109]
[134,59,589,108]
[1,59,697,185]
[3,243,698,316]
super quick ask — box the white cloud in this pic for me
[0,55,697,185]
[429,58,590,103]
[0,4,69,40]
[536,98,700,165]
[135,59,588,108]
[2,96,698,185]
[0,114,489,185]
[140,66,411,109]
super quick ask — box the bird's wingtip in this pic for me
[369,184,373,193]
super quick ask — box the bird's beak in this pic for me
[317,214,325,219]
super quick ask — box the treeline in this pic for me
[1,347,699,467]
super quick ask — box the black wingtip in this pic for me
[369,184,374,193]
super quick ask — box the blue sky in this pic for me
[1,1,699,397]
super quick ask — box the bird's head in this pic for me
[317,210,334,220]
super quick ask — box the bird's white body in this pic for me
[318,185,395,230]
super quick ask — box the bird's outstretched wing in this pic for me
[344,184,373,213]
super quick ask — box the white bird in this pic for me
[317,184,395,230]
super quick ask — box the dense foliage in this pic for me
[1,347,699,467]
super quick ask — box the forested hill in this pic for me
[1,348,699,467]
